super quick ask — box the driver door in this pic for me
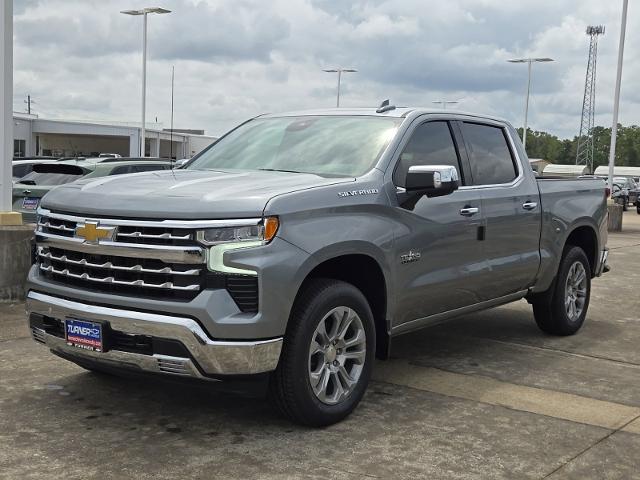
[391,119,490,327]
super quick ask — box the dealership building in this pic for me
[12,112,216,159]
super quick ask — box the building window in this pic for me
[14,139,26,157]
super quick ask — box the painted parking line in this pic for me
[373,360,640,431]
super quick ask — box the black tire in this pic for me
[532,246,591,336]
[269,278,375,427]
[637,203,640,215]
[623,197,628,211]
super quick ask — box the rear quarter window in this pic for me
[462,123,518,185]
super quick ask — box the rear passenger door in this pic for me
[458,121,541,299]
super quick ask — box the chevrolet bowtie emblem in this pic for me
[76,222,113,243]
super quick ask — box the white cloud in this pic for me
[12,0,639,139]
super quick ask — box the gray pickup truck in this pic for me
[26,106,609,426]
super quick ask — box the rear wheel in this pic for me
[532,246,591,336]
[269,278,375,427]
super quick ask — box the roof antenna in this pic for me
[376,99,396,113]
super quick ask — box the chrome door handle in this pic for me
[522,201,538,210]
[459,207,479,216]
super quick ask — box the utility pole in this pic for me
[608,1,628,192]
[24,94,35,115]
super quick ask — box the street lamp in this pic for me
[323,68,357,107]
[432,100,459,109]
[608,0,628,193]
[121,7,171,157]
[507,57,554,151]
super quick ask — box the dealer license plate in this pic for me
[22,197,39,210]
[64,318,103,352]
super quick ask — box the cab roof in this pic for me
[257,107,510,125]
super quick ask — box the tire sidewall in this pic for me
[288,281,376,423]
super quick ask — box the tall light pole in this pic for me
[507,57,554,151]
[121,7,171,157]
[608,0,628,193]
[432,100,459,109]
[323,68,357,107]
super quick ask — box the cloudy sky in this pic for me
[12,0,639,139]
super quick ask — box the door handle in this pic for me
[459,207,479,217]
[522,201,538,210]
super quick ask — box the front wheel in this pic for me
[269,279,375,427]
[532,246,591,336]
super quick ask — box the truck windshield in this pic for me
[187,116,402,177]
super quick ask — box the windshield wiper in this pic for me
[19,180,36,185]
[257,168,304,174]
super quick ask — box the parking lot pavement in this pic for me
[1,212,640,480]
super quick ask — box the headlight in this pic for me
[198,217,279,275]
[196,217,279,246]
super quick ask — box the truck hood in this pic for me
[40,168,354,219]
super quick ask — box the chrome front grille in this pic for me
[34,209,261,309]
[38,246,203,298]
[115,225,195,246]
[38,215,196,247]
[39,216,77,238]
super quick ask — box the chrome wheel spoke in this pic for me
[315,320,331,346]
[341,348,366,364]
[313,366,331,400]
[310,339,324,356]
[343,328,365,349]
[337,365,356,389]
[335,309,356,342]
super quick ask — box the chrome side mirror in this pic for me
[405,165,459,197]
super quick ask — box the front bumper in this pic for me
[26,291,283,379]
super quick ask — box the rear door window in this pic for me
[394,121,464,187]
[462,123,517,185]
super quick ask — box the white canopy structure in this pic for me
[542,164,591,176]
[594,165,640,178]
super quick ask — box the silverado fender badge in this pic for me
[400,250,421,264]
[338,188,379,197]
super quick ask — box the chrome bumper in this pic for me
[26,291,282,378]
[596,247,610,276]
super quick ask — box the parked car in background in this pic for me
[13,157,173,222]
[12,157,60,181]
[613,177,638,207]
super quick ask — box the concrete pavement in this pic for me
[1,212,639,479]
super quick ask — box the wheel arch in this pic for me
[295,252,390,360]
[564,224,598,277]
